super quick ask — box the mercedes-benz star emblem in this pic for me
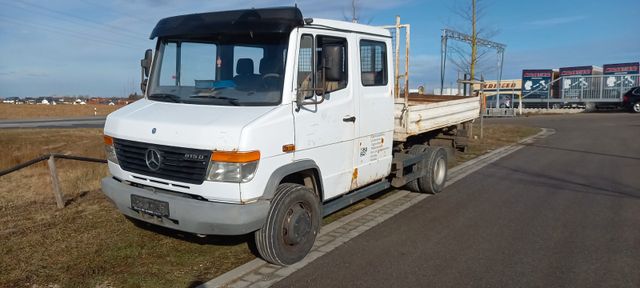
[145,148,162,171]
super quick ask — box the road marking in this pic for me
[199,128,554,288]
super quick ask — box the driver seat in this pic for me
[233,58,259,89]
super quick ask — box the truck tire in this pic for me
[406,145,448,194]
[255,183,321,266]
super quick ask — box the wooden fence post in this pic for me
[47,155,65,209]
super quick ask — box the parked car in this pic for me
[622,86,640,113]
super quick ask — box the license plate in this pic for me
[131,194,170,217]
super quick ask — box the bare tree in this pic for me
[342,0,374,24]
[446,0,499,81]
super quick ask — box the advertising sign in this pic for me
[559,66,599,98]
[522,69,553,99]
[603,62,638,91]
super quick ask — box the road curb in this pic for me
[199,128,553,288]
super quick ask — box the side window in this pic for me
[634,87,640,96]
[360,40,387,86]
[316,36,348,94]
[297,35,314,98]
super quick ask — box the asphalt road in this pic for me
[0,117,106,128]
[274,113,640,288]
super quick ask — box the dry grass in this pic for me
[0,129,254,288]
[0,103,123,120]
[454,123,540,165]
[0,124,539,288]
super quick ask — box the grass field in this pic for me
[0,103,123,120]
[0,124,539,287]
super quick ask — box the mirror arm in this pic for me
[294,65,330,111]
[140,64,146,94]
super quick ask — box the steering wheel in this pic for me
[262,73,281,88]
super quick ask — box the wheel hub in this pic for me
[283,203,311,245]
[433,158,446,186]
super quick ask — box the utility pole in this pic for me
[470,0,477,81]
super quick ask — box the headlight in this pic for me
[206,151,260,183]
[103,135,119,164]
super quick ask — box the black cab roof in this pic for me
[150,7,304,39]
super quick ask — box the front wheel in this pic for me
[255,183,321,266]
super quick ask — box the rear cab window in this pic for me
[359,40,388,86]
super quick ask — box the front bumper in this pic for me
[101,177,269,235]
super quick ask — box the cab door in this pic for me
[292,30,356,200]
[352,37,395,188]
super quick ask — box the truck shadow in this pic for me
[125,215,258,248]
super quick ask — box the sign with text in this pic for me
[559,66,601,97]
[603,62,639,91]
[522,69,553,99]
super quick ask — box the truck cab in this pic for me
[102,7,400,265]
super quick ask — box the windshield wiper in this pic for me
[189,95,240,105]
[148,93,181,103]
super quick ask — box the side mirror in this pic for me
[140,49,152,93]
[322,44,343,82]
[141,49,152,77]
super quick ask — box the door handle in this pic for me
[342,116,356,123]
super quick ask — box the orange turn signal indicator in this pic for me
[103,135,114,146]
[282,144,295,153]
[211,150,260,163]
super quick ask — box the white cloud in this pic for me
[526,15,587,27]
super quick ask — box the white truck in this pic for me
[102,7,479,265]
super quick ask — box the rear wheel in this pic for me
[632,102,640,113]
[406,145,448,194]
[255,183,320,266]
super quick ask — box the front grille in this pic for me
[113,138,211,185]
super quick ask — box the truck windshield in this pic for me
[148,38,288,106]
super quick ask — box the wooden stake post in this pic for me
[47,155,65,209]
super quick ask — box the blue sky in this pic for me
[0,0,638,97]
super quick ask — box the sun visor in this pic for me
[150,7,304,39]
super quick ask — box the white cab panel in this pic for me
[292,28,356,200]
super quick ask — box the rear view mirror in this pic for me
[322,44,343,82]
[141,49,152,77]
[140,49,152,93]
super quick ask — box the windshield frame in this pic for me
[147,36,289,107]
